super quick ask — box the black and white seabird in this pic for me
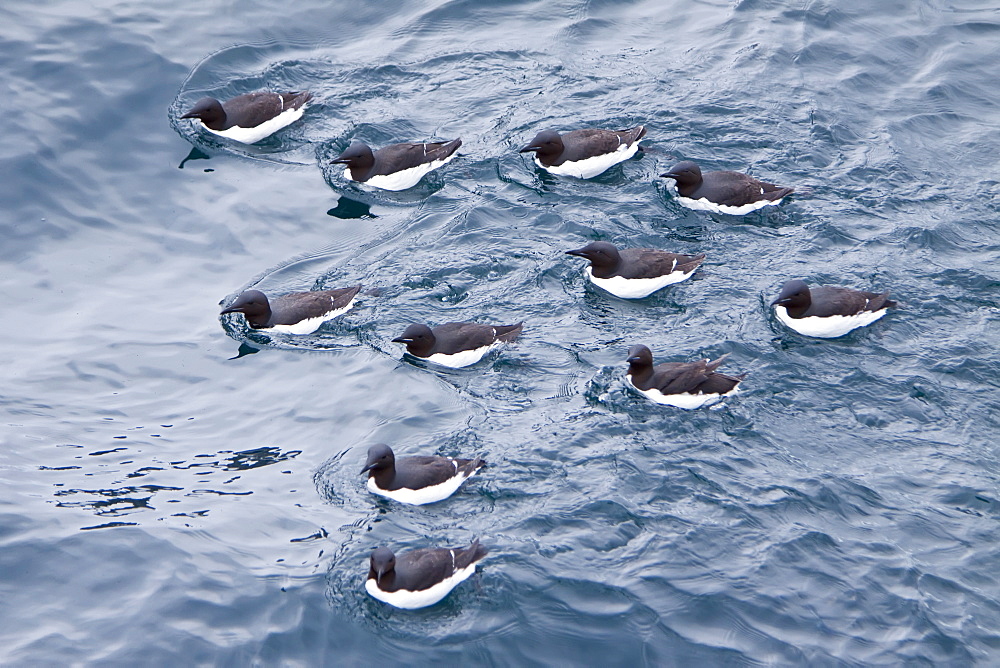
[565,241,705,299]
[392,321,523,368]
[220,285,361,335]
[365,540,488,609]
[626,345,745,409]
[331,138,462,191]
[771,279,896,338]
[181,91,313,144]
[519,126,646,179]
[660,160,793,214]
[360,443,485,505]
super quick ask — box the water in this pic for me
[3,0,1000,664]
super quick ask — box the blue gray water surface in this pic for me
[3,0,1000,665]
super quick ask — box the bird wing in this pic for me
[278,91,313,109]
[618,248,705,279]
[653,355,730,394]
[319,285,361,309]
[697,172,771,206]
[694,371,745,395]
[228,92,284,121]
[455,457,486,476]
[396,548,456,589]
[560,129,632,160]
[615,126,647,144]
[372,139,461,175]
[651,361,710,394]
[807,287,890,317]
[435,322,501,351]
[268,292,337,325]
[454,539,488,569]
[493,322,523,342]
[393,456,459,489]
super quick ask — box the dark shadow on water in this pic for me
[178,146,211,169]
[327,196,376,220]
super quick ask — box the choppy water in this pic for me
[3,0,1000,664]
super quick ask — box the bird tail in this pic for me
[428,138,463,160]
[678,253,707,273]
[699,372,745,395]
[341,284,363,300]
[618,126,647,143]
[455,539,488,569]
[868,292,897,311]
[284,91,314,108]
[761,186,794,200]
[495,322,524,342]
[457,457,486,476]
[704,353,730,373]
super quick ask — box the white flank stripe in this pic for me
[536,141,639,179]
[199,105,306,144]
[587,266,695,299]
[267,294,357,335]
[366,465,479,505]
[627,374,739,410]
[774,305,889,338]
[421,342,503,368]
[365,560,479,609]
[347,152,458,191]
[674,194,784,215]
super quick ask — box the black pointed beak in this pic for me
[220,306,244,315]
[180,111,200,120]
[330,157,351,165]
[519,144,540,153]
[659,172,679,180]
[771,297,789,307]
[391,337,413,344]
[626,355,643,364]
[360,462,376,474]
[565,248,587,257]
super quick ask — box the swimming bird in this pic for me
[771,279,896,338]
[331,138,462,191]
[220,285,361,335]
[565,241,705,299]
[660,160,793,214]
[625,345,745,409]
[360,443,485,505]
[519,126,646,179]
[181,91,313,144]
[392,321,523,368]
[365,540,488,609]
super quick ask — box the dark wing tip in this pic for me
[469,538,489,561]
[762,186,794,201]
[457,457,486,476]
[495,322,524,342]
[705,353,730,371]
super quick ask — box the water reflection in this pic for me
[177,146,211,169]
[43,445,303,525]
[229,342,260,360]
[327,195,376,219]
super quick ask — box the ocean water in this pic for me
[3,0,1000,664]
